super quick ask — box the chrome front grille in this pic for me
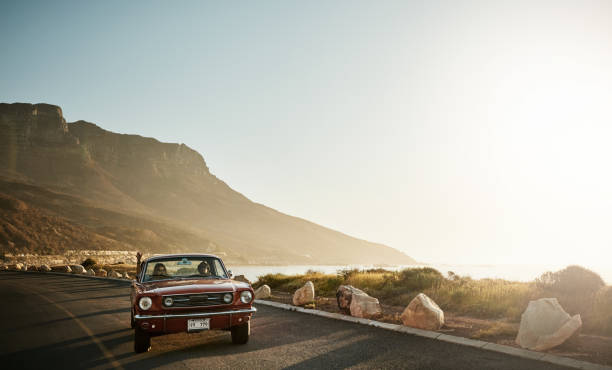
[164,292,231,307]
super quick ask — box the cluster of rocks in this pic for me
[0,263,132,280]
[335,284,579,351]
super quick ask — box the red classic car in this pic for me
[130,254,256,353]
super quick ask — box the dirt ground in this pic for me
[264,292,612,366]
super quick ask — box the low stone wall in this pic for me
[3,250,138,266]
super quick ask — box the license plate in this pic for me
[187,318,210,332]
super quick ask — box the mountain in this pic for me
[0,103,416,265]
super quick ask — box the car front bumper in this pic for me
[134,307,257,333]
[134,307,257,320]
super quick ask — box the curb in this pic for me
[2,270,133,285]
[254,299,612,370]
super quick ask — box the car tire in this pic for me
[130,309,135,329]
[231,321,250,344]
[134,327,150,353]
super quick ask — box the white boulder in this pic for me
[52,265,72,273]
[336,285,366,314]
[293,281,315,306]
[109,270,122,278]
[254,285,272,299]
[516,298,582,351]
[70,265,86,274]
[39,264,51,272]
[86,268,95,276]
[350,291,382,319]
[400,293,444,330]
[96,269,107,277]
[122,271,130,279]
[234,274,251,284]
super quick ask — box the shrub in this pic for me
[337,268,360,280]
[399,267,445,291]
[587,286,612,336]
[81,258,97,269]
[255,272,342,297]
[535,265,604,296]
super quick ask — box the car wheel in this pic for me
[130,309,135,329]
[231,321,250,344]
[134,327,151,353]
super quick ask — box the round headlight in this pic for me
[139,297,153,310]
[240,290,253,304]
[163,297,174,307]
[223,293,233,303]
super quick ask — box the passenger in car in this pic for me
[197,261,211,276]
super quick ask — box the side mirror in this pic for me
[228,270,233,278]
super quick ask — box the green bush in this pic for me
[255,271,343,297]
[536,265,604,296]
[399,267,445,291]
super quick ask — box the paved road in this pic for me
[0,272,568,369]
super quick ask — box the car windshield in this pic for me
[142,256,228,282]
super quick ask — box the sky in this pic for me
[2,1,612,269]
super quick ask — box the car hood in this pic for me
[139,279,250,295]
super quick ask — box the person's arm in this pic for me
[136,252,142,276]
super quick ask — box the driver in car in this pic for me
[152,263,167,276]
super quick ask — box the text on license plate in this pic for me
[188,318,210,331]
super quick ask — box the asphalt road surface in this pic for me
[0,272,569,369]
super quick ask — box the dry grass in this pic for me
[472,322,518,340]
[254,266,612,336]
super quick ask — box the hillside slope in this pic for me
[0,102,415,265]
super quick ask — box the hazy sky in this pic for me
[2,1,612,268]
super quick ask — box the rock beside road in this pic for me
[516,298,582,351]
[108,270,122,278]
[336,285,382,318]
[39,264,51,272]
[86,269,95,276]
[234,274,251,284]
[27,265,38,271]
[51,265,72,273]
[255,285,272,299]
[293,281,315,306]
[122,271,130,279]
[70,265,86,274]
[350,291,382,319]
[96,269,107,277]
[400,293,445,330]
[336,285,367,314]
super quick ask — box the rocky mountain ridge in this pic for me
[0,102,416,265]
